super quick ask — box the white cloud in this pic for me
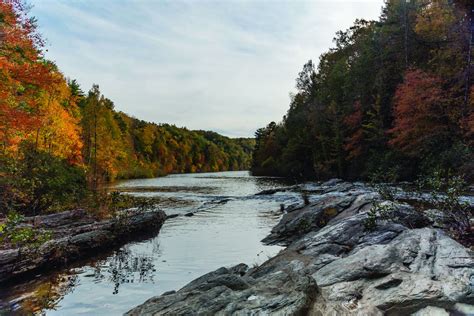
[31,0,383,137]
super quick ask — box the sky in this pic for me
[30,0,383,138]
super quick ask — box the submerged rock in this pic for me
[0,209,166,283]
[127,180,474,315]
[254,185,299,196]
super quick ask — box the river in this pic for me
[0,171,302,315]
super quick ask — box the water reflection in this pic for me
[0,271,79,315]
[0,243,162,314]
[0,171,297,315]
[91,249,156,295]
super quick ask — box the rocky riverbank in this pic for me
[127,180,473,315]
[0,209,166,284]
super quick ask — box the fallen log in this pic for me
[0,209,166,284]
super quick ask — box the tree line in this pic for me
[0,1,253,215]
[75,84,253,185]
[252,0,473,182]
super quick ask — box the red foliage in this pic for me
[389,69,449,155]
[0,1,82,164]
[0,1,48,148]
[344,101,364,159]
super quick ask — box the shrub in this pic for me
[0,211,51,249]
[369,168,398,201]
[416,169,472,242]
[0,143,87,216]
[364,201,393,231]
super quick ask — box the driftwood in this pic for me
[0,209,166,283]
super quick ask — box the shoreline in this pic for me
[126,179,474,315]
[0,209,167,285]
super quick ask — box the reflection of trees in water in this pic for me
[0,241,162,314]
[26,274,79,312]
[0,272,79,314]
[152,239,161,254]
[92,247,157,295]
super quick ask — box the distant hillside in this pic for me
[78,85,255,181]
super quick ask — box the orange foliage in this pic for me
[36,76,83,164]
[0,0,82,164]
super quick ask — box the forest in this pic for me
[2,0,474,218]
[252,0,474,182]
[0,1,253,216]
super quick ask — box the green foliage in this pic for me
[416,169,472,240]
[108,191,157,215]
[296,217,312,232]
[101,191,160,232]
[0,211,52,249]
[364,206,378,231]
[83,189,162,219]
[364,202,394,232]
[369,168,399,201]
[252,0,473,182]
[2,83,253,218]
[0,143,87,216]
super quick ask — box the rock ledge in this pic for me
[127,181,473,315]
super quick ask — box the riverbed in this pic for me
[0,171,302,315]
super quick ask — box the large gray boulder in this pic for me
[126,181,473,315]
[126,262,318,315]
[307,226,473,314]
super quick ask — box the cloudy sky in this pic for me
[31,0,383,137]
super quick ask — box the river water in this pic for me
[0,171,302,315]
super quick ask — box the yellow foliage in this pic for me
[34,73,83,164]
[415,0,455,42]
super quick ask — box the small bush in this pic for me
[369,168,398,201]
[0,211,51,249]
[416,169,472,243]
[364,201,393,231]
[0,143,87,216]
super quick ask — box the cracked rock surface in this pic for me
[126,181,474,315]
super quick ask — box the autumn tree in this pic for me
[252,0,472,181]
[0,1,82,163]
[389,69,449,154]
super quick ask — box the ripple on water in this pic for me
[0,171,298,315]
